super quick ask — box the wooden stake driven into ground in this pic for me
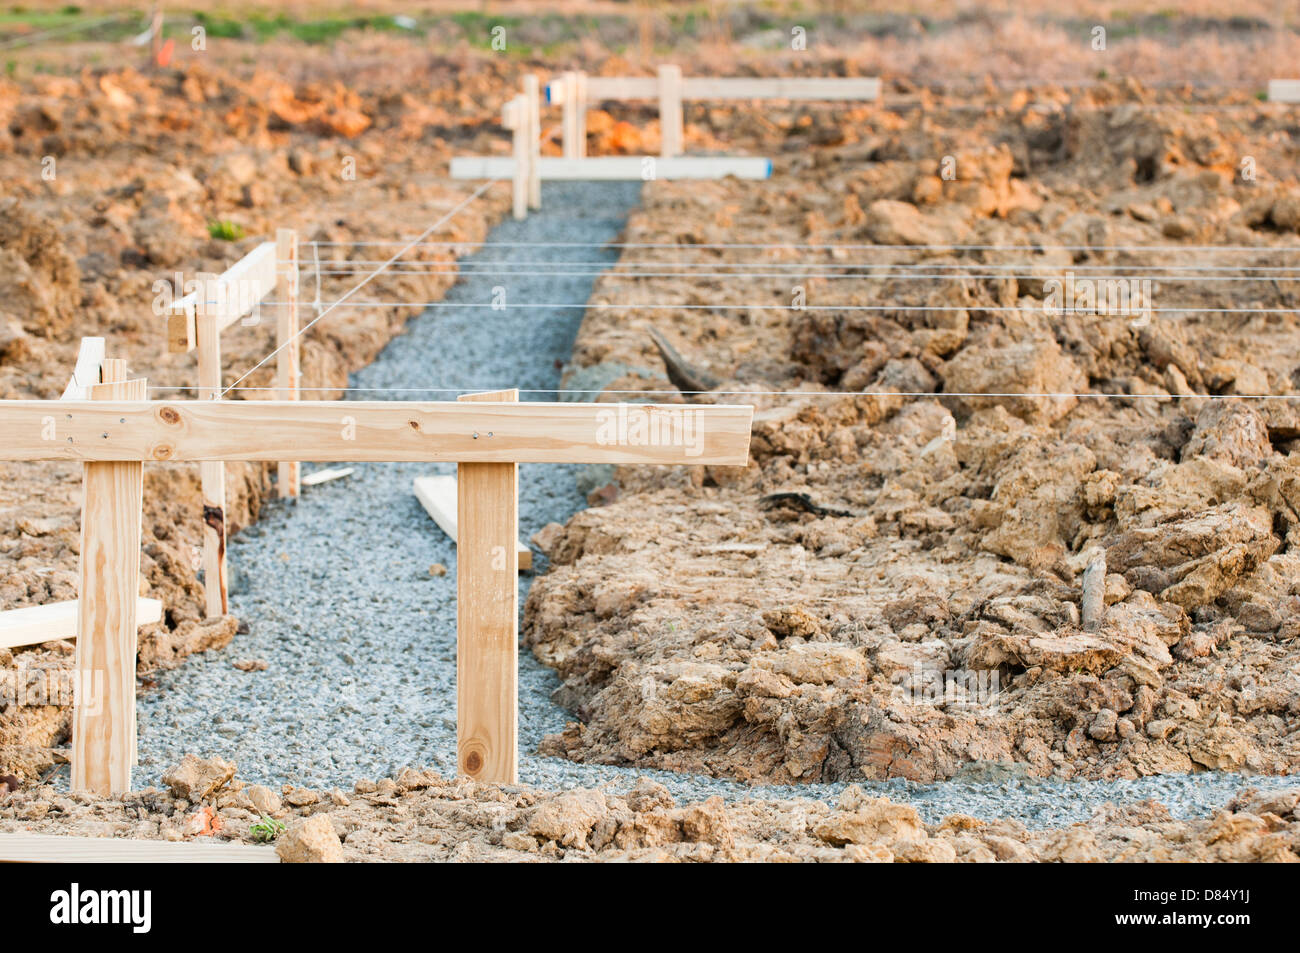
[71,359,146,794]
[275,228,301,499]
[503,96,529,220]
[523,74,542,211]
[165,237,298,617]
[195,272,228,618]
[456,389,519,782]
[0,392,751,791]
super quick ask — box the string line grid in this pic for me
[301,239,1300,253]
[246,301,1299,314]
[219,178,501,397]
[144,385,1300,402]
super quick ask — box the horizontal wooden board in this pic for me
[548,76,659,102]
[547,75,881,103]
[0,400,753,466]
[300,466,354,486]
[413,475,532,571]
[1268,79,1300,103]
[585,75,660,100]
[0,832,279,863]
[682,76,881,100]
[167,242,278,353]
[0,597,162,650]
[451,155,772,180]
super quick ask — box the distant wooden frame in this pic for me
[451,155,772,181]
[546,69,882,158]
[553,74,883,102]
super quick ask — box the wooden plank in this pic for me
[60,337,104,400]
[166,243,278,354]
[659,64,684,158]
[275,228,301,499]
[456,390,519,783]
[71,361,145,796]
[413,475,533,571]
[0,597,162,650]
[300,466,354,486]
[196,301,228,619]
[554,75,881,102]
[574,71,588,158]
[682,76,882,101]
[561,71,587,160]
[0,400,755,466]
[584,75,659,100]
[506,96,528,220]
[1268,79,1300,103]
[524,74,542,210]
[560,72,575,157]
[0,832,279,863]
[451,155,772,181]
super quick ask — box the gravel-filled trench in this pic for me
[130,182,1258,828]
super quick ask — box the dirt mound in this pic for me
[530,83,1300,784]
[2,764,1296,862]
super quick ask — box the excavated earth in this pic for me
[528,90,1300,788]
[0,35,523,779]
[3,16,1300,861]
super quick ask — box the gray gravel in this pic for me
[124,182,1265,828]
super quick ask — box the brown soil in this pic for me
[527,90,1300,785]
[2,764,1298,862]
[3,6,1300,862]
[0,34,526,778]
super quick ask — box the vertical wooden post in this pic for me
[562,71,587,160]
[72,359,145,795]
[659,64,684,158]
[561,72,576,158]
[275,228,301,499]
[574,71,587,158]
[505,96,528,221]
[195,273,228,617]
[456,389,519,784]
[524,74,542,210]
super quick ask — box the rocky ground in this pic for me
[2,755,1298,861]
[528,88,1300,785]
[3,6,1300,861]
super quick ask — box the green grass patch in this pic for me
[207,220,246,242]
[249,816,285,843]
